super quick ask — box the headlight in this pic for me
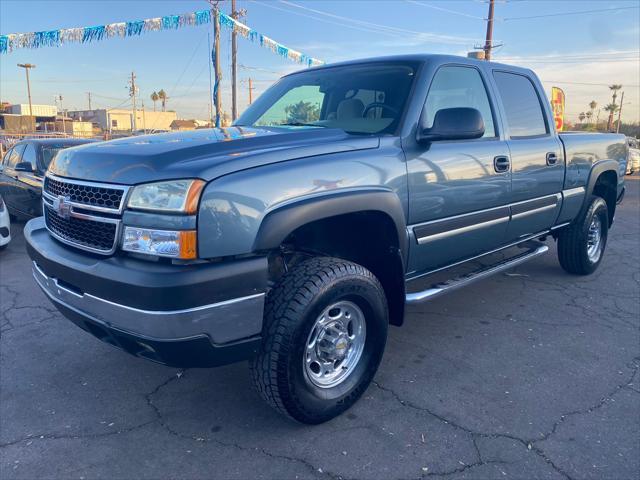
[122,227,197,259]
[127,179,205,214]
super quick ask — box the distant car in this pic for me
[0,138,97,219]
[0,194,10,250]
[628,148,640,174]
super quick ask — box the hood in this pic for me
[48,127,379,185]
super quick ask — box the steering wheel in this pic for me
[362,103,398,117]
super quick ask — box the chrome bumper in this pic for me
[32,261,265,344]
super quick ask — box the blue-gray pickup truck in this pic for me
[25,55,628,423]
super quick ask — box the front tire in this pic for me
[250,256,388,424]
[557,195,609,275]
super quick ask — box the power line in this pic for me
[405,0,485,20]
[540,80,640,88]
[254,0,477,45]
[502,5,639,21]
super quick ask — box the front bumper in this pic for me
[25,217,268,367]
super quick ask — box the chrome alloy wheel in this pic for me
[304,300,367,388]
[587,216,603,263]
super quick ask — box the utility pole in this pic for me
[213,5,222,126]
[207,32,214,125]
[248,77,254,105]
[483,0,495,61]
[141,100,147,134]
[86,92,92,110]
[128,72,138,132]
[616,91,624,134]
[17,63,36,127]
[58,95,66,135]
[231,0,238,121]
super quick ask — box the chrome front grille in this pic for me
[43,174,129,254]
[44,175,126,212]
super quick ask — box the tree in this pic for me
[150,91,159,112]
[589,100,597,124]
[604,103,619,131]
[579,112,586,123]
[157,89,168,112]
[283,101,320,124]
[607,85,622,130]
[585,111,593,123]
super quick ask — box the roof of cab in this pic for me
[284,53,535,78]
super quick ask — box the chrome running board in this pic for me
[405,242,549,304]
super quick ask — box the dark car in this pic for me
[0,138,96,219]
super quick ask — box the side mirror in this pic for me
[418,107,485,143]
[14,162,34,173]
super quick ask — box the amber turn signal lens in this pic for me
[178,230,197,259]
[185,180,206,214]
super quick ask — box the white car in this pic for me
[627,148,640,175]
[0,194,10,250]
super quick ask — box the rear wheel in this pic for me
[557,195,608,275]
[250,256,388,424]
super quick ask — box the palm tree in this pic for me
[150,91,159,112]
[585,111,593,123]
[589,100,597,124]
[604,103,619,131]
[157,89,168,112]
[578,112,586,124]
[607,85,622,130]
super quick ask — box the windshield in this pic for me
[40,146,66,169]
[236,62,418,135]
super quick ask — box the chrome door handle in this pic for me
[546,152,559,165]
[494,156,510,173]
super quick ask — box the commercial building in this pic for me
[68,108,177,132]
[8,104,58,117]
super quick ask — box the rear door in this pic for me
[492,71,564,241]
[405,64,511,275]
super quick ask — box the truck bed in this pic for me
[559,132,627,191]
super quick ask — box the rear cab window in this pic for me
[493,71,548,138]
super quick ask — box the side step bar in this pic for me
[405,242,549,304]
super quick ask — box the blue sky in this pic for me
[1,0,638,123]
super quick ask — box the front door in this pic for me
[404,65,511,276]
[492,71,565,241]
[15,143,44,218]
[0,143,27,215]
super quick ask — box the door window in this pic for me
[21,144,37,170]
[5,144,26,169]
[424,66,496,138]
[1,147,14,167]
[493,71,548,138]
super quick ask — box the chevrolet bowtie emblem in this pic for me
[52,195,72,220]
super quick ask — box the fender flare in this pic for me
[252,189,409,267]
[579,159,619,219]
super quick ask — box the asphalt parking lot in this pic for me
[1,177,638,480]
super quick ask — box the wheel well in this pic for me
[592,170,617,226]
[269,211,406,326]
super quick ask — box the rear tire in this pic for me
[557,195,608,275]
[250,256,388,424]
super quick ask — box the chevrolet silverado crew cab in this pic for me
[25,55,627,424]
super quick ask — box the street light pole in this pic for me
[17,63,36,126]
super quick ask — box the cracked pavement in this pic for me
[1,177,639,480]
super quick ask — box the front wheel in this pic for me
[557,195,609,275]
[250,256,388,424]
